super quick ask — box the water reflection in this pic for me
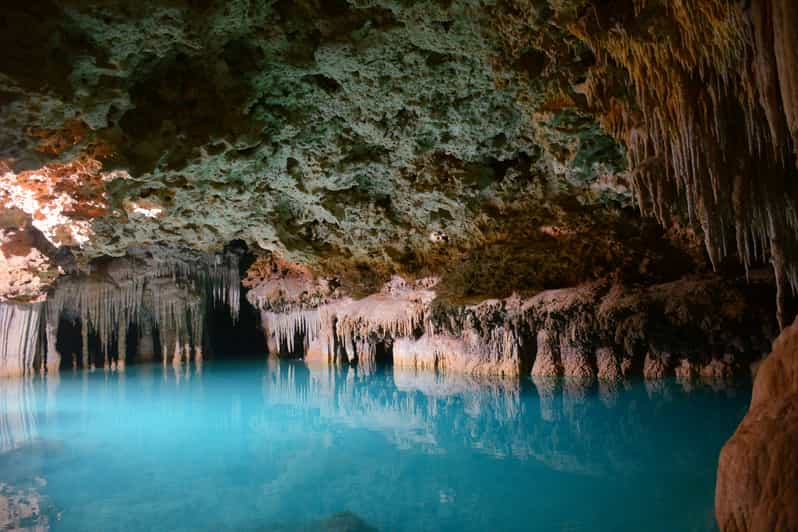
[0,360,750,531]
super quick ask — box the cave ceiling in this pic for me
[1,0,796,309]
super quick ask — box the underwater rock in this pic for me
[269,510,377,532]
[0,481,50,531]
[716,317,798,532]
[311,511,378,532]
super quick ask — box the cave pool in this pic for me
[0,359,750,531]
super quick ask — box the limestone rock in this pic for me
[595,347,621,381]
[559,338,595,379]
[716,317,798,531]
[643,353,669,380]
[249,269,776,379]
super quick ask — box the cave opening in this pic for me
[54,316,80,370]
[205,293,266,360]
[373,339,393,369]
[205,240,267,360]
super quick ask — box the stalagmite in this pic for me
[137,320,155,362]
[595,347,622,381]
[531,329,561,377]
[44,320,60,374]
[559,338,595,380]
[173,339,182,368]
[117,319,126,371]
[81,318,89,369]
[194,346,203,374]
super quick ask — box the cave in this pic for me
[0,1,796,530]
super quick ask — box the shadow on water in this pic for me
[0,361,751,532]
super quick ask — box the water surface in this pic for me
[0,360,750,531]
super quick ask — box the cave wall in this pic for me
[247,272,778,379]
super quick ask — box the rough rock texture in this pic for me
[3,0,783,307]
[716,317,798,532]
[0,2,796,310]
[0,0,631,282]
[0,206,64,303]
[248,270,777,377]
[0,2,795,526]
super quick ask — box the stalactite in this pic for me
[42,249,241,368]
[116,319,126,371]
[137,319,155,362]
[81,318,89,369]
[261,308,323,356]
[258,283,433,365]
[568,0,798,326]
[0,303,42,377]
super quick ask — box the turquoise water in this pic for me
[0,360,750,532]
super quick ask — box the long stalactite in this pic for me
[0,303,41,377]
[0,248,242,375]
[563,0,798,328]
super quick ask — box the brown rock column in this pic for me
[716,318,798,531]
[531,329,562,377]
[116,320,126,371]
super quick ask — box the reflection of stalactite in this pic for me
[0,377,40,452]
[0,303,42,377]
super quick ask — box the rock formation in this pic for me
[247,269,776,379]
[0,303,42,377]
[716,317,798,532]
